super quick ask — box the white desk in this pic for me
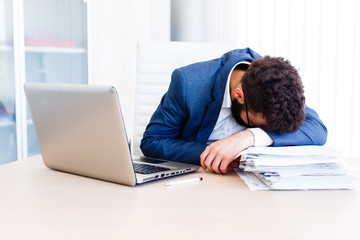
[1,155,360,240]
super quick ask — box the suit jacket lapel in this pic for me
[194,63,232,143]
[194,53,256,144]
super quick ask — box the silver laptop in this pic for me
[24,83,199,186]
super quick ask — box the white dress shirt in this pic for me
[207,61,273,147]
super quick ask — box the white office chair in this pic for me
[133,41,239,156]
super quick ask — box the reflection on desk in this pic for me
[0,155,360,240]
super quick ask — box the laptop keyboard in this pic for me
[133,163,170,175]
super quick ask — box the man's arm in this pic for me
[200,106,327,173]
[265,105,328,146]
[140,69,207,165]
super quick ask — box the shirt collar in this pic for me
[222,61,251,108]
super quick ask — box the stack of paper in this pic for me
[235,146,357,191]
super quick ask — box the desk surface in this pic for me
[1,155,360,240]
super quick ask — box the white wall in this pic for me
[90,0,360,157]
[89,0,170,139]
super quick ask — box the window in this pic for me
[0,0,88,165]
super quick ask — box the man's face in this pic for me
[231,99,267,128]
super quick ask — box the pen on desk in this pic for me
[165,177,203,187]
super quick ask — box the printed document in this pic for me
[235,146,357,191]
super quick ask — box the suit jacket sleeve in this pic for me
[265,105,328,146]
[140,69,207,165]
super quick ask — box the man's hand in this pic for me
[200,129,255,174]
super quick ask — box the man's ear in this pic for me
[234,86,245,104]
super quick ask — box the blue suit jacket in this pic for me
[140,48,328,165]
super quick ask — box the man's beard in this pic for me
[231,99,251,128]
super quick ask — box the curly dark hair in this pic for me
[241,56,306,134]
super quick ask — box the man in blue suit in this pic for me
[141,48,327,174]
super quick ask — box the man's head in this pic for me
[231,56,306,134]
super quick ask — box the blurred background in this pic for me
[0,0,359,164]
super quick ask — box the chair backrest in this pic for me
[133,41,239,156]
